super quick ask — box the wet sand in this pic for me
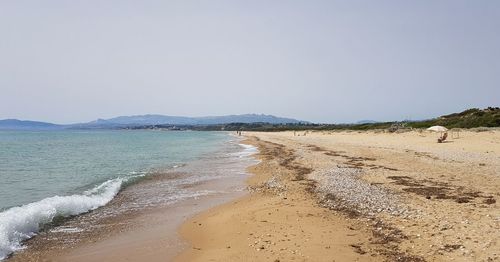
[58,176,248,262]
[7,136,255,262]
[178,130,499,261]
[9,130,499,261]
[9,175,248,262]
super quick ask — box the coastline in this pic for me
[53,177,248,262]
[176,136,380,261]
[7,130,499,261]
[177,130,499,261]
[6,134,257,261]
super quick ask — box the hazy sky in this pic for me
[1,1,499,124]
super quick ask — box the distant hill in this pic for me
[0,119,63,130]
[70,115,196,128]
[408,107,500,129]
[70,114,306,128]
[1,114,307,130]
[4,108,497,131]
[195,114,306,125]
[355,120,378,124]
[346,107,500,131]
[189,107,500,132]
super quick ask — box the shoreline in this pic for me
[0,130,238,261]
[54,177,249,262]
[7,130,499,261]
[6,135,257,261]
[176,130,499,261]
[175,136,380,261]
[7,173,250,261]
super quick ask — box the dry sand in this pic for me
[178,130,499,261]
[10,130,498,261]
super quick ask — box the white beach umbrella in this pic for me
[427,126,448,132]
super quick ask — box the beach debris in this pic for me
[264,176,286,193]
[309,167,408,217]
[249,175,287,197]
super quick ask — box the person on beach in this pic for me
[438,132,448,143]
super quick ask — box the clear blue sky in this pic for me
[1,1,499,124]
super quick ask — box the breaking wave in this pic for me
[0,178,125,260]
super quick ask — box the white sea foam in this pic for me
[0,178,124,260]
[235,143,258,158]
[49,226,84,233]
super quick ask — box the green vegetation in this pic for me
[128,107,500,132]
[406,107,500,129]
[194,107,500,131]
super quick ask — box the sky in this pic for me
[0,1,499,124]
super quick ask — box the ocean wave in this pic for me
[234,143,258,158]
[0,178,125,260]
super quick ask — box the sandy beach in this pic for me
[5,135,256,262]
[178,130,499,261]
[2,1,498,261]
[8,129,499,261]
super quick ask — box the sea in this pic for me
[0,130,257,260]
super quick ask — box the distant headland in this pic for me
[1,108,498,131]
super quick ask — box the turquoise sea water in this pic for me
[0,130,226,210]
[0,130,250,259]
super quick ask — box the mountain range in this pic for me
[0,114,307,130]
